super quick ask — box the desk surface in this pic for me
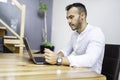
[0,53,106,80]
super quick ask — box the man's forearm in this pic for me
[57,51,64,57]
[57,51,70,66]
[62,57,70,66]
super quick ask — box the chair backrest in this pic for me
[102,44,120,80]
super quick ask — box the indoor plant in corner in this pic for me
[39,2,54,53]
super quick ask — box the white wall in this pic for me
[52,0,120,79]
[52,0,120,52]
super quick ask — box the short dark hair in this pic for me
[66,3,87,16]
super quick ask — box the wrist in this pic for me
[56,56,62,65]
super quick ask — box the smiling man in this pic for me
[44,3,105,74]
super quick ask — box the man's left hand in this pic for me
[44,48,58,64]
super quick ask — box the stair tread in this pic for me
[4,44,19,53]
[4,39,20,44]
[4,36,17,39]
[0,27,6,30]
[14,44,25,47]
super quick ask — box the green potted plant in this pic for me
[39,2,54,53]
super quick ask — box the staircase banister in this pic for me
[0,19,21,40]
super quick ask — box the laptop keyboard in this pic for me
[34,57,45,62]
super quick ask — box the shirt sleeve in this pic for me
[60,33,75,56]
[67,28,105,67]
[60,40,73,56]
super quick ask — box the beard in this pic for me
[69,22,76,30]
[71,27,77,31]
[69,22,81,31]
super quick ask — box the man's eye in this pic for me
[69,16,74,19]
[66,15,74,19]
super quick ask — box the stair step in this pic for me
[4,39,20,44]
[4,44,19,53]
[0,27,6,30]
[14,44,25,47]
[0,27,6,37]
[4,36,17,39]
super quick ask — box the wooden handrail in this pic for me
[0,19,21,39]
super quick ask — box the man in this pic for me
[44,3,105,74]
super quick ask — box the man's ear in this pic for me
[80,12,86,18]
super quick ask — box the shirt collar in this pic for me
[76,24,91,35]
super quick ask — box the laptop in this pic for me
[23,37,47,64]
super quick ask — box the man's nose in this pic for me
[67,19,71,23]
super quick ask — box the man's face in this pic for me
[66,7,82,31]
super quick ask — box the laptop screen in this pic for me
[23,37,33,59]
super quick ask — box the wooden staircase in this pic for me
[0,27,22,53]
[4,36,21,53]
[0,0,26,55]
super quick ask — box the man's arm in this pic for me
[61,56,70,66]
[57,51,64,57]
[44,49,70,65]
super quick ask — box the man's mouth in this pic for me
[69,23,74,27]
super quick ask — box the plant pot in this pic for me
[40,45,54,54]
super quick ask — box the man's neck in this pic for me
[77,21,88,33]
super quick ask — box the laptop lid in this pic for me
[23,37,34,59]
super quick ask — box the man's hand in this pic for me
[44,48,58,64]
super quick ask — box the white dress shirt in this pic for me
[60,24,105,73]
